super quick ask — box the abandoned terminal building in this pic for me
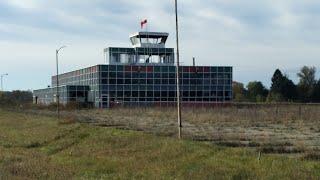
[33,31,233,108]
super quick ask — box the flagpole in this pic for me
[147,20,150,64]
[146,20,149,43]
[146,20,149,63]
[174,0,182,139]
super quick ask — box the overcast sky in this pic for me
[1,0,320,91]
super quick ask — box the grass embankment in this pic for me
[0,109,319,179]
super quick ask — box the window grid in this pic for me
[36,65,232,108]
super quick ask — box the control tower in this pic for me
[34,30,233,108]
[104,32,175,65]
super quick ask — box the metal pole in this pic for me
[1,74,8,91]
[56,49,60,119]
[1,75,3,91]
[56,46,66,120]
[175,0,182,139]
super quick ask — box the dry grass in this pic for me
[0,109,320,179]
[14,104,320,154]
[18,104,320,155]
[60,104,320,155]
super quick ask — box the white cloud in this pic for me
[271,2,302,28]
[1,0,320,90]
[275,12,301,27]
[197,9,243,29]
[5,0,40,10]
[54,10,92,26]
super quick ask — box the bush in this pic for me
[0,91,33,107]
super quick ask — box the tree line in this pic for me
[0,91,33,107]
[1,66,320,106]
[233,66,320,103]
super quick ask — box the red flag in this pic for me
[141,19,147,29]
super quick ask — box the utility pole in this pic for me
[175,0,182,139]
[1,73,8,91]
[56,46,66,119]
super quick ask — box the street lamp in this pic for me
[1,73,8,91]
[56,46,66,119]
[174,0,182,139]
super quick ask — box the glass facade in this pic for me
[98,65,232,107]
[105,47,175,65]
[33,85,90,105]
[34,32,232,108]
[34,64,232,108]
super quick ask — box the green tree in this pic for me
[246,81,268,102]
[0,90,33,107]
[269,69,297,102]
[297,66,317,102]
[232,82,247,102]
[270,69,284,94]
[312,80,320,102]
[267,92,283,102]
[283,77,297,101]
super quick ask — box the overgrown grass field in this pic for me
[0,109,320,179]
[52,104,320,154]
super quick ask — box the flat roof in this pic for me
[130,32,169,39]
[33,85,90,92]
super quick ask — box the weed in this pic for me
[1,107,320,178]
[302,151,320,161]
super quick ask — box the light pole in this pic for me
[1,73,8,91]
[174,0,182,139]
[56,46,66,119]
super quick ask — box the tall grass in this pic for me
[14,103,320,154]
[70,104,320,154]
[0,109,319,179]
